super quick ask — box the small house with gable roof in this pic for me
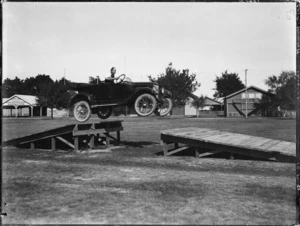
[224,85,270,117]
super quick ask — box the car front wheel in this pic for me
[73,100,91,122]
[154,98,173,117]
[134,93,157,117]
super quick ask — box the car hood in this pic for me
[130,82,158,87]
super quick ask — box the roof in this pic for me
[224,85,269,99]
[188,94,223,106]
[2,94,38,106]
[204,97,222,105]
[189,93,198,100]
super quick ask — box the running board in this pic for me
[91,103,119,108]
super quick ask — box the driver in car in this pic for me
[105,67,116,83]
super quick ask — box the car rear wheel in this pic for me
[154,98,173,117]
[96,107,112,119]
[73,100,91,122]
[134,93,157,117]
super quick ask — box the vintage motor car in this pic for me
[68,74,173,122]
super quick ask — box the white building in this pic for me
[2,94,46,117]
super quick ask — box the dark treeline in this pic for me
[2,74,73,118]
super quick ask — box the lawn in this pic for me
[1,116,297,224]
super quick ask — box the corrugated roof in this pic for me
[2,94,38,106]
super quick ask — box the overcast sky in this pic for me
[3,2,296,97]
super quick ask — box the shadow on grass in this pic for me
[122,141,159,148]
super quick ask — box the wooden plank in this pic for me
[258,139,284,151]
[74,137,79,151]
[198,150,222,158]
[161,127,296,162]
[89,135,95,148]
[106,132,110,146]
[51,137,56,151]
[162,128,296,155]
[104,133,117,142]
[89,124,95,148]
[163,142,168,156]
[237,137,275,149]
[4,124,76,147]
[268,142,295,155]
[73,127,123,136]
[166,146,190,156]
[117,131,120,143]
[56,136,75,149]
[73,128,105,136]
[203,133,247,144]
[195,148,199,158]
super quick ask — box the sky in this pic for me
[3,2,296,97]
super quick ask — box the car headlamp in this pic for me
[153,85,159,94]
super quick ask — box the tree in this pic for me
[190,95,206,117]
[2,77,26,97]
[35,75,56,119]
[264,71,298,111]
[35,75,73,119]
[53,78,72,110]
[254,93,275,117]
[23,76,39,95]
[3,74,72,118]
[149,63,201,108]
[213,70,245,98]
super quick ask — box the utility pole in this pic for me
[245,69,248,118]
[124,55,126,74]
[64,68,66,85]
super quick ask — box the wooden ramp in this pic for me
[161,127,296,163]
[2,120,123,151]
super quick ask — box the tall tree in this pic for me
[149,63,201,107]
[2,77,26,97]
[264,71,298,111]
[35,75,73,119]
[53,78,72,110]
[23,76,39,95]
[35,75,56,119]
[190,95,206,118]
[213,70,245,98]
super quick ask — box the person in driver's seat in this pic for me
[105,67,116,83]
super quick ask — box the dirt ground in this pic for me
[1,116,297,224]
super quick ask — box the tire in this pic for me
[73,100,91,122]
[154,98,173,117]
[96,107,112,119]
[134,93,157,117]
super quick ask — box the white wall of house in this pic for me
[47,108,69,117]
[184,98,197,116]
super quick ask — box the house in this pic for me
[2,94,47,117]
[224,85,270,117]
[185,95,224,116]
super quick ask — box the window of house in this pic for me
[249,93,255,98]
[255,93,262,99]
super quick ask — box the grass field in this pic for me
[2,116,297,224]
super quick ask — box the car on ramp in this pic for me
[68,74,173,122]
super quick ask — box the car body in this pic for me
[68,75,173,122]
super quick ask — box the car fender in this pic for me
[69,92,96,107]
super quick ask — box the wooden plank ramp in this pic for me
[161,127,296,163]
[2,120,123,151]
